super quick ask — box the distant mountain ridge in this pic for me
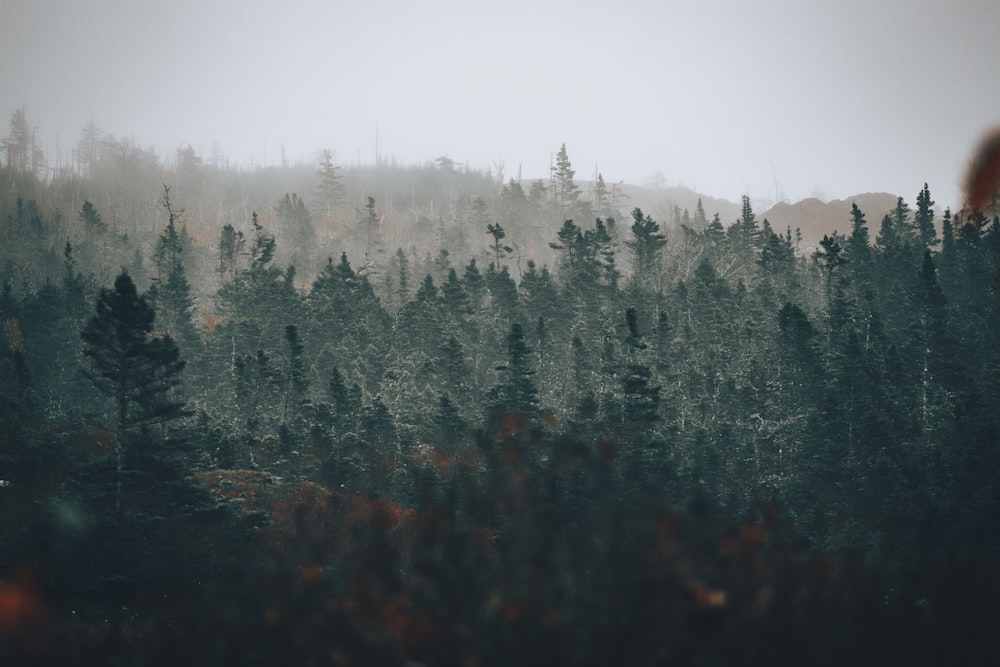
[615,183,742,227]
[760,193,901,249]
[607,183,901,251]
[572,179,907,252]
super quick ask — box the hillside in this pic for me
[605,183,906,253]
[616,183,742,227]
[761,192,901,249]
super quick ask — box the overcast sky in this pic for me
[3,0,999,209]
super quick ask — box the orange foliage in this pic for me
[739,520,769,546]
[2,318,22,352]
[597,439,617,460]
[297,563,323,582]
[0,572,44,635]
[345,495,414,531]
[649,514,678,560]
[63,426,116,458]
[411,446,452,474]
[502,445,521,465]
[688,580,728,609]
[498,412,529,438]
[964,126,1000,214]
[201,311,220,334]
[427,448,451,473]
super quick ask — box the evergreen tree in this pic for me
[217,223,245,283]
[462,258,486,309]
[490,322,539,425]
[757,218,795,299]
[620,307,661,433]
[80,272,187,513]
[281,324,308,427]
[441,267,472,322]
[911,250,958,442]
[815,234,848,311]
[727,195,761,279]
[399,274,445,356]
[915,183,938,249]
[326,366,361,438]
[593,173,611,219]
[550,219,582,276]
[845,203,872,268]
[432,392,467,452]
[217,212,293,355]
[627,208,667,293]
[316,148,346,221]
[693,198,708,229]
[149,191,197,345]
[359,196,385,269]
[391,247,411,310]
[551,143,581,213]
[276,192,315,266]
[486,222,513,269]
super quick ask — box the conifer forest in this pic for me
[2,117,1000,665]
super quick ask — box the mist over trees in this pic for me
[2,111,1000,665]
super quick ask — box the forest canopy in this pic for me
[2,113,1000,665]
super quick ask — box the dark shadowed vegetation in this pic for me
[2,115,1000,664]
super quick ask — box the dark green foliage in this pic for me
[276,192,315,267]
[488,322,539,425]
[627,207,667,292]
[281,324,308,427]
[217,222,245,282]
[915,183,937,249]
[80,271,188,514]
[845,202,873,279]
[80,272,187,433]
[815,233,848,308]
[486,221,512,269]
[4,153,1000,664]
[148,190,197,346]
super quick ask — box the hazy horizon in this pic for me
[3,0,1000,210]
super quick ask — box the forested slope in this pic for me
[2,131,999,665]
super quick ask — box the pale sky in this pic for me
[3,0,999,210]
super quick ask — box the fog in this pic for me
[3,0,1000,208]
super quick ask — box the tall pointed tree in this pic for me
[81,272,187,513]
[915,183,938,250]
[551,143,581,213]
[627,208,667,293]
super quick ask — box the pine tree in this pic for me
[276,192,316,266]
[486,222,513,269]
[915,183,938,249]
[627,208,667,293]
[727,195,761,279]
[217,223,245,282]
[81,272,187,513]
[551,143,581,213]
[392,248,411,310]
[490,323,539,425]
[462,258,486,310]
[620,307,660,432]
[593,172,610,219]
[846,203,872,265]
[317,148,346,221]
[693,198,708,229]
[281,324,308,426]
[911,250,958,442]
[815,234,848,311]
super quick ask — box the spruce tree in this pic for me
[551,143,581,213]
[627,208,667,293]
[81,272,187,513]
[915,183,938,249]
